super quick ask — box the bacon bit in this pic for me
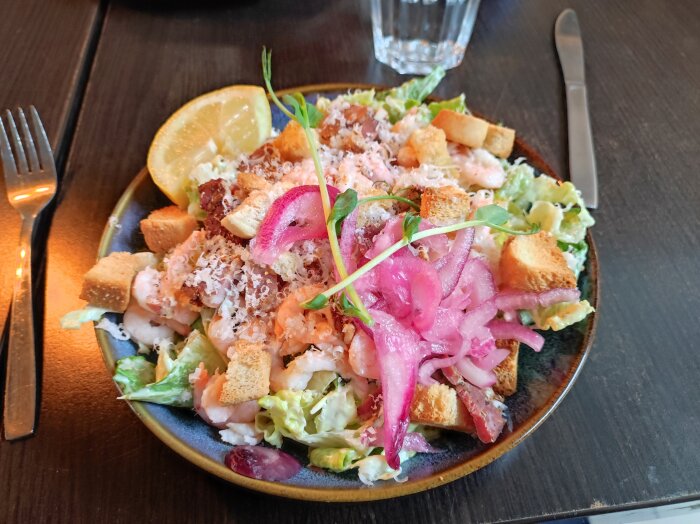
[442,366,506,444]
[198,179,243,242]
[318,105,380,152]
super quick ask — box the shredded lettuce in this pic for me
[531,300,595,331]
[495,160,595,244]
[558,240,589,278]
[428,94,467,120]
[310,381,358,433]
[255,384,366,450]
[309,447,361,473]
[353,451,414,485]
[117,330,226,407]
[60,306,109,329]
[154,340,177,382]
[324,67,447,124]
[378,67,446,105]
[113,356,156,395]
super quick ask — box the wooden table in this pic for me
[2,1,700,522]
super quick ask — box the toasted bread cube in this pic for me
[273,121,312,162]
[221,182,292,239]
[396,145,419,168]
[483,124,515,159]
[500,231,577,292]
[237,172,271,195]
[493,339,520,397]
[420,185,471,226]
[432,110,490,148]
[270,252,301,282]
[140,206,198,254]
[410,383,474,433]
[407,125,452,166]
[220,341,272,405]
[79,252,150,312]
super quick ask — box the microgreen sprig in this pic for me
[262,48,373,325]
[303,205,539,310]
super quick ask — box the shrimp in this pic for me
[270,345,370,399]
[207,313,238,356]
[270,345,345,391]
[449,144,506,189]
[162,230,206,294]
[274,284,343,356]
[191,366,260,429]
[123,303,175,346]
[348,329,380,380]
[132,267,198,325]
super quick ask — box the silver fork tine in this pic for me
[29,106,53,173]
[17,108,40,173]
[0,117,20,183]
[5,110,29,175]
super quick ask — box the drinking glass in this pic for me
[371,0,482,75]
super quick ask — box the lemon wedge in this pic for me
[147,85,271,207]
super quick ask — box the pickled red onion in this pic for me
[487,319,545,352]
[251,185,340,265]
[494,288,580,312]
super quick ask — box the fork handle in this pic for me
[3,217,37,440]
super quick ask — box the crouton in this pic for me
[493,339,520,397]
[410,383,474,433]
[219,341,272,405]
[420,185,471,226]
[270,252,300,282]
[237,172,271,195]
[500,231,577,292]
[220,182,292,239]
[432,110,490,148]
[140,206,198,254]
[273,121,313,162]
[79,251,155,312]
[483,124,515,159]
[396,145,419,168]
[407,125,452,166]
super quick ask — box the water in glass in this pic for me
[372,0,482,75]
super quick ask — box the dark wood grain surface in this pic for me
[2,0,700,522]
[0,0,102,341]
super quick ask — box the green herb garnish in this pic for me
[262,48,372,325]
[304,205,539,309]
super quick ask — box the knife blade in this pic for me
[555,9,598,209]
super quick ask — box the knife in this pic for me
[555,9,598,209]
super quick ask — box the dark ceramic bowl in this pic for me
[95,85,599,502]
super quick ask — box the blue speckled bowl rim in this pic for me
[94,83,599,502]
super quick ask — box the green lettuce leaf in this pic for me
[330,67,447,124]
[379,66,446,104]
[60,306,109,329]
[428,94,467,120]
[311,382,358,433]
[113,356,156,395]
[495,161,595,244]
[558,240,589,278]
[353,450,415,485]
[119,330,227,407]
[256,384,366,451]
[309,448,361,473]
[531,299,595,331]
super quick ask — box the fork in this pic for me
[0,107,57,440]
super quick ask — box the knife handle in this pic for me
[565,83,598,208]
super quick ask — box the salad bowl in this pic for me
[95,84,598,502]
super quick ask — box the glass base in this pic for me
[373,36,466,75]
